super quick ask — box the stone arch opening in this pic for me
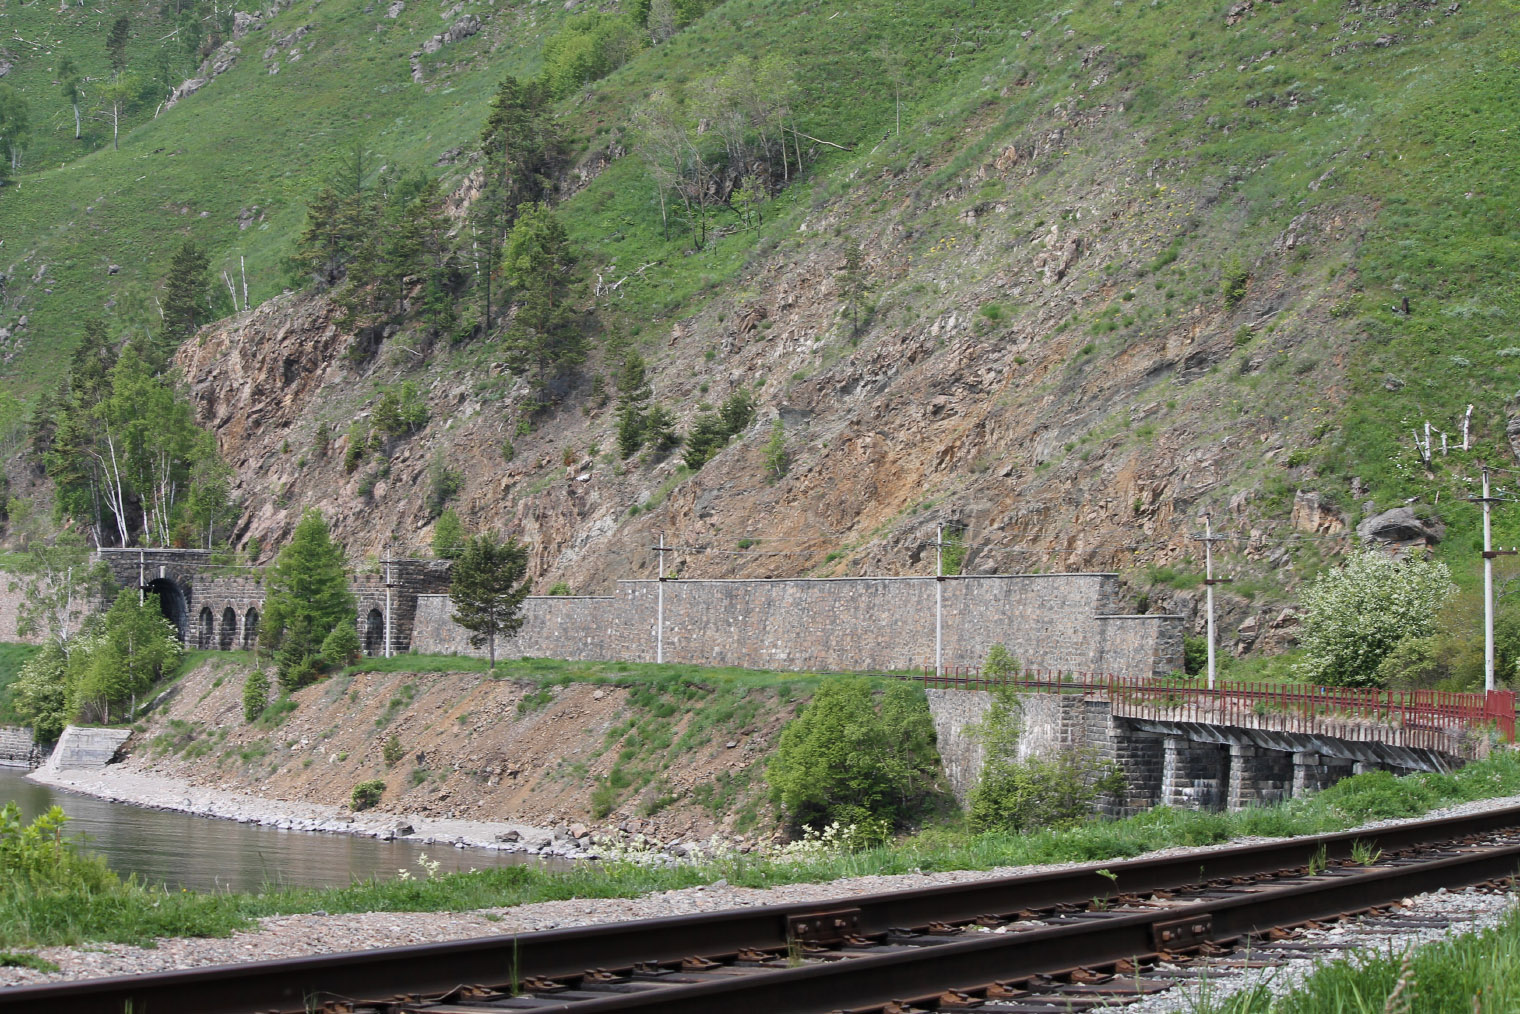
[219,607,236,651]
[364,608,385,657]
[198,607,214,650]
[145,578,189,643]
[243,608,260,650]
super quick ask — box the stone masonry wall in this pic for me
[411,574,1184,676]
[925,689,992,804]
[0,725,37,768]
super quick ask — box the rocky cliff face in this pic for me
[178,98,1373,661]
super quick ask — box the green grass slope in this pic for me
[1,0,1516,581]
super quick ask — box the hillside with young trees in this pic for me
[0,0,1517,677]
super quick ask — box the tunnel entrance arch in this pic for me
[145,578,189,643]
[364,608,385,656]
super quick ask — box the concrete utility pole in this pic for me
[656,532,666,665]
[1471,467,1516,692]
[383,552,394,659]
[935,523,944,678]
[1194,515,1230,690]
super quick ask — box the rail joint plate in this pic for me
[788,907,863,944]
[1151,913,1214,951]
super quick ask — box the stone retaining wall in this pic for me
[411,574,1184,677]
[0,725,38,769]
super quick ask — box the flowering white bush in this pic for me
[1296,552,1454,687]
[588,820,884,869]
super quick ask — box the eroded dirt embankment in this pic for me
[94,657,795,851]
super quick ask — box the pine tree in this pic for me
[262,510,355,688]
[615,351,651,458]
[840,239,866,337]
[474,76,562,334]
[161,239,211,343]
[106,16,132,73]
[449,533,530,670]
[502,204,584,393]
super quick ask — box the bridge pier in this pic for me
[1292,751,1354,796]
[1226,743,1294,809]
[1162,735,1227,810]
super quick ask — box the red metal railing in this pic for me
[900,664,1517,755]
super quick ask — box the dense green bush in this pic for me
[967,691,1125,833]
[983,643,1019,678]
[1183,635,1208,677]
[350,780,385,810]
[320,623,362,669]
[539,13,643,98]
[0,804,118,897]
[432,509,467,559]
[767,678,946,830]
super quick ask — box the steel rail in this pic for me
[6,804,1520,1013]
[515,842,1520,1014]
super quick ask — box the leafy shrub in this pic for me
[350,780,385,811]
[0,804,118,896]
[382,734,404,767]
[1222,258,1249,310]
[539,13,643,98]
[372,382,429,438]
[983,643,1019,678]
[431,508,466,559]
[764,420,787,481]
[767,679,946,830]
[242,669,269,723]
[1296,553,1454,687]
[968,691,1125,832]
[425,457,463,518]
[547,582,572,595]
[1183,635,1208,677]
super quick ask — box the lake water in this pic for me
[0,767,555,892]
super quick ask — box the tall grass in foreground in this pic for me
[3,750,1520,950]
[1196,906,1520,1013]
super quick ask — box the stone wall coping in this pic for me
[1097,613,1185,620]
[611,573,1118,586]
[415,593,616,602]
[97,548,213,557]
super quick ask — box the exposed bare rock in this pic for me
[1290,490,1346,535]
[1356,506,1443,548]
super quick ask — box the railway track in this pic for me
[7,805,1520,1014]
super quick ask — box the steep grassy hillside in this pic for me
[4,0,1517,657]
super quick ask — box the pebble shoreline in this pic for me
[28,766,616,860]
[4,772,1518,991]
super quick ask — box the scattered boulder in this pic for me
[495,829,521,842]
[1507,412,1520,463]
[1356,506,1442,548]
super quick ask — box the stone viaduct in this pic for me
[92,549,452,657]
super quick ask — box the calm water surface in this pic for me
[0,767,554,892]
